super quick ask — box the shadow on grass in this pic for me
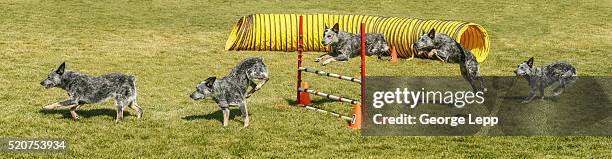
[501,95,560,102]
[182,109,242,124]
[38,108,130,119]
[283,98,344,106]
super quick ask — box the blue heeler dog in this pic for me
[40,62,143,123]
[414,28,486,92]
[514,57,577,103]
[317,23,390,66]
[190,57,269,127]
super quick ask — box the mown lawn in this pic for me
[0,0,611,158]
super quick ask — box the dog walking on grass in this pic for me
[514,57,577,103]
[40,62,143,123]
[414,28,486,92]
[317,23,390,66]
[190,57,269,128]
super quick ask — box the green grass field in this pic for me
[1,0,611,158]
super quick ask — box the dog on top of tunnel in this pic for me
[190,57,269,128]
[317,23,390,66]
[40,62,143,123]
[414,28,486,92]
[514,57,577,103]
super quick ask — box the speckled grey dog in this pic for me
[514,57,577,103]
[190,57,269,127]
[317,23,390,65]
[40,62,142,123]
[414,28,486,92]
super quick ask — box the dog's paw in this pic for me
[314,58,321,62]
[521,100,531,104]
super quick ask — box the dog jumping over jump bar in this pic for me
[295,15,366,129]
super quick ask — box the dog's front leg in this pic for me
[239,102,249,128]
[43,99,78,110]
[245,77,269,98]
[253,78,268,92]
[245,80,258,98]
[315,52,332,62]
[218,102,230,127]
[222,108,230,127]
[69,105,82,120]
[116,103,127,123]
[321,57,337,66]
[322,52,348,66]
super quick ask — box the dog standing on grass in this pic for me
[317,23,390,65]
[514,57,577,103]
[190,57,269,128]
[414,28,486,92]
[40,62,143,123]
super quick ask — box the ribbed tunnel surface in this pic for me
[225,14,490,62]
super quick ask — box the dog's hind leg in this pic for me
[553,74,577,97]
[522,88,537,103]
[239,102,249,128]
[128,101,143,119]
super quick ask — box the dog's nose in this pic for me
[40,81,44,86]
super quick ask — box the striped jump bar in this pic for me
[298,88,360,105]
[298,67,361,84]
[302,105,353,121]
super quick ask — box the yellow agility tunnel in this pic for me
[225,14,490,62]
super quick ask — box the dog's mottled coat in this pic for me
[40,62,142,123]
[190,57,269,127]
[514,57,577,103]
[414,28,486,92]
[317,23,390,65]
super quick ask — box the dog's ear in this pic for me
[332,23,339,33]
[421,29,426,36]
[428,28,436,39]
[324,24,329,30]
[526,57,534,67]
[205,76,216,87]
[56,62,66,75]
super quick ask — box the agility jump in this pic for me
[295,15,366,129]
